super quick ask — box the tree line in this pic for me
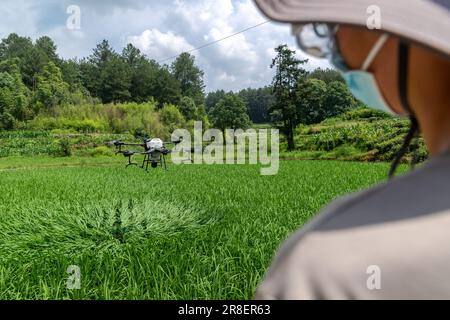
[205,51,359,150]
[0,33,208,130]
[0,33,360,148]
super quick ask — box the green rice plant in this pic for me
[0,158,391,299]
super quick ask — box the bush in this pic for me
[28,116,109,133]
[0,131,133,157]
[58,138,72,157]
[295,115,428,163]
[341,107,392,121]
[24,101,172,138]
[81,146,114,157]
[159,103,186,134]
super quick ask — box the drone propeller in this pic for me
[105,140,124,146]
[106,140,146,148]
[119,150,148,156]
[164,137,183,145]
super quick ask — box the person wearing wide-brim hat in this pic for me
[253,0,450,299]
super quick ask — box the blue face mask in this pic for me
[343,71,392,114]
[339,34,395,114]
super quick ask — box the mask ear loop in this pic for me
[361,34,389,71]
[388,42,420,179]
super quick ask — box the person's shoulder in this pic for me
[255,184,386,299]
[264,180,388,272]
[256,159,450,299]
[278,154,450,247]
[255,185,383,299]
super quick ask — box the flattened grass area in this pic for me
[0,156,392,299]
[0,156,118,171]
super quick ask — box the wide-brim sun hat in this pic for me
[254,0,450,57]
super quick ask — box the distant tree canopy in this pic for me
[205,89,227,112]
[34,61,70,110]
[206,87,275,124]
[0,59,29,129]
[204,66,355,134]
[179,96,197,121]
[308,68,344,84]
[0,33,360,137]
[296,74,356,125]
[269,45,358,150]
[171,52,205,107]
[0,33,209,129]
[0,34,61,89]
[208,93,251,132]
[238,87,274,124]
[270,44,308,150]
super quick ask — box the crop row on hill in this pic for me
[290,108,428,163]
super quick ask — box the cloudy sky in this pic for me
[0,0,331,92]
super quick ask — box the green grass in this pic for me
[0,156,393,299]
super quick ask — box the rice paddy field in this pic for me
[0,156,393,299]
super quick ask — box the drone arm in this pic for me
[122,143,145,147]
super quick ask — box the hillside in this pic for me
[0,107,428,165]
[281,108,428,163]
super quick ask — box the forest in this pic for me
[0,33,360,138]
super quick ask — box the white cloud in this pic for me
[0,0,333,92]
[0,1,38,39]
[127,29,195,62]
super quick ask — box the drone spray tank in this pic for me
[145,138,164,168]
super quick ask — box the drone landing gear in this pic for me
[123,151,138,168]
[142,153,168,171]
[161,154,167,170]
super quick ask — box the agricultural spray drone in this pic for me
[106,138,181,171]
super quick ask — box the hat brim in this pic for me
[254,0,450,57]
